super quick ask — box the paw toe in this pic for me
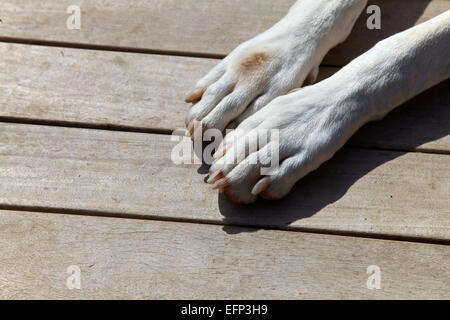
[185,88,206,103]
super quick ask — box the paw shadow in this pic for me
[218,78,449,234]
[218,148,404,235]
[324,0,434,65]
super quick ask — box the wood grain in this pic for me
[0,209,448,299]
[1,0,449,300]
[0,0,448,66]
[0,123,448,241]
[1,43,449,152]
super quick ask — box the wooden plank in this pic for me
[0,123,448,241]
[1,43,449,153]
[0,1,448,66]
[0,209,448,299]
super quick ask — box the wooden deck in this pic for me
[0,0,449,299]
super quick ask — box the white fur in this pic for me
[185,0,368,130]
[186,2,450,204]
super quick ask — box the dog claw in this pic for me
[185,88,205,103]
[287,88,301,95]
[193,123,207,140]
[212,177,230,190]
[213,143,229,159]
[186,121,195,136]
[206,170,224,184]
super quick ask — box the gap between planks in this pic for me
[1,209,448,299]
[0,116,448,157]
[0,0,448,66]
[1,42,449,154]
[0,123,448,242]
[0,36,227,60]
[0,204,449,246]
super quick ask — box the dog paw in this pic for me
[184,30,322,135]
[206,81,370,204]
[185,43,320,135]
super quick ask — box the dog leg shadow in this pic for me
[218,79,450,235]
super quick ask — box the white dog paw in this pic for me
[184,0,367,134]
[185,39,320,135]
[206,82,370,204]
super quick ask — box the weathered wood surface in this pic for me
[1,0,449,300]
[0,209,448,299]
[1,43,449,152]
[0,0,448,66]
[0,123,448,241]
